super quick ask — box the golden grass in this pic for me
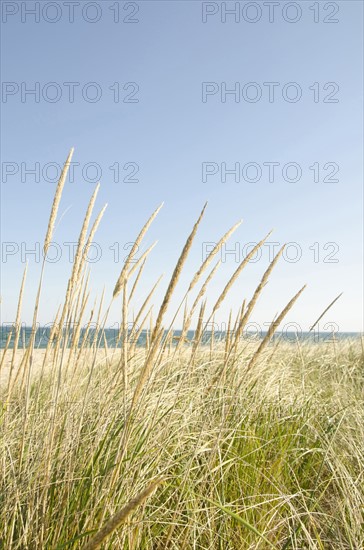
[81,479,164,550]
[1,150,362,549]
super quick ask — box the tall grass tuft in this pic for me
[1,150,362,550]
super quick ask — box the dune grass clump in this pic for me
[0,150,363,549]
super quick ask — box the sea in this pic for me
[0,326,361,349]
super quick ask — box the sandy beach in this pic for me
[0,347,121,388]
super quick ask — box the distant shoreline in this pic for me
[1,327,362,350]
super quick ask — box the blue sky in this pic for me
[1,0,363,332]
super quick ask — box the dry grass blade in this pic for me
[76,203,108,281]
[24,149,74,379]
[239,244,285,330]
[128,259,146,304]
[81,478,164,550]
[113,203,163,298]
[70,278,90,351]
[0,330,13,379]
[191,300,206,356]
[72,183,100,287]
[113,241,158,300]
[211,230,272,315]
[121,280,128,376]
[246,284,307,372]
[127,241,158,281]
[176,261,221,351]
[10,263,28,373]
[129,204,208,411]
[188,218,242,293]
[55,184,101,354]
[224,309,233,364]
[231,298,246,353]
[43,148,74,255]
[191,261,221,316]
[309,292,343,332]
[128,275,163,349]
[76,293,102,365]
[151,202,208,343]
[128,306,153,358]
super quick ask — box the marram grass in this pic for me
[1,150,363,549]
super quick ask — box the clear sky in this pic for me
[1,0,363,333]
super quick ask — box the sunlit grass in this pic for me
[1,150,363,549]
